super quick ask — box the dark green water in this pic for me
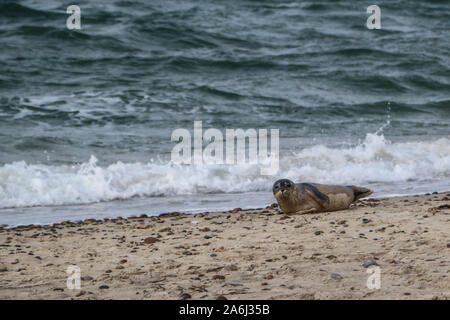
[0,0,449,225]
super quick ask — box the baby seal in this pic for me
[273,179,373,214]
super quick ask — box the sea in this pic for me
[0,0,449,226]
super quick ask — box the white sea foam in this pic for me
[0,134,449,209]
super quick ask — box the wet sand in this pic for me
[0,192,449,300]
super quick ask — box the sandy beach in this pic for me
[0,192,449,300]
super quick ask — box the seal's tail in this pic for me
[349,186,373,201]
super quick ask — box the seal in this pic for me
[272,179,373,214]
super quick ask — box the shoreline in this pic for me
[0,192,449,299]
[1,189,449,229]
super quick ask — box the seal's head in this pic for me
[272,179,295,198]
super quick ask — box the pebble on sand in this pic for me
[363,259,379,268]
[179,293,191,300]
[331,273,343,280]
[76,291,86,297]
[144,237,159,244]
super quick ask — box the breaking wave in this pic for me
[0,134,449,209]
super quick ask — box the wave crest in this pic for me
[0,134,449,209]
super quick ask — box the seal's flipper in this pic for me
[349,186,373,201]
[303,184,330,208]
[294,208,317,215]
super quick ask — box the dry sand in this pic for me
[0,192,449,300]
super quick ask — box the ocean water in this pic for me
[0,0,449,226]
